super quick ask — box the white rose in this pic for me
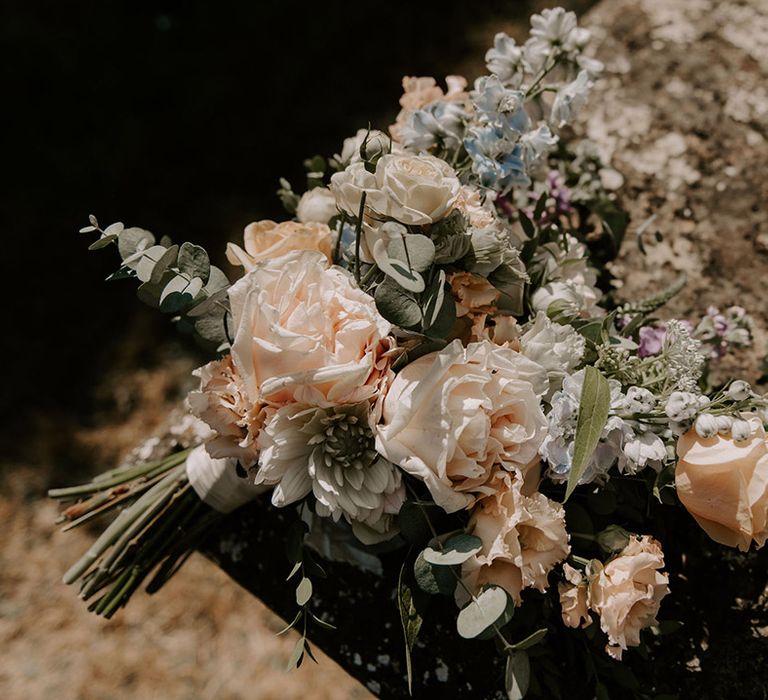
[339,128,395,165]
[296,187,338,224]
[375,339,548,512]
[330,153,461,226]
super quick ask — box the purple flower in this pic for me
[638,326,666,358]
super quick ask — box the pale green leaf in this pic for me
[565,366,611,501]
[422,534,482,566]
[295,577,313,606]
[456,585,508,639]
[397,563,422,695]
[505,650,530,700]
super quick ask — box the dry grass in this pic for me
[0,466,372,700]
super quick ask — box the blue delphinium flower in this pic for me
[464,125,529,193]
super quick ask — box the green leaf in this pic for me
[596,525,631,554]
[509,628,547,651]
[286,637,305,671]
[374,278,422,328]
[505,650,530,700]
[595,682,610,700]
[117,227,155,261]
[286,561,302,581]
[518,210,535,239]
[386,234,436,272]
[149,245,179,285]
[565,367,611,501]
[377,257,425,293]
[413,551,457,596]
[421,270,455,339]
[178,242,211,282]
[295,577,313,606]
[87,234,118,250]
[204,265,230,293]
[397,563,423,695]
[159,276,204,313]
[135,245,169,282]
[397,501,433,545]
[422,534,482,566]
[456,585,509,639]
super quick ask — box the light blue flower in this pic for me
[400,101,467,152]
[470,75,530,134]
[485,32,525,87]
[464,125,529,193]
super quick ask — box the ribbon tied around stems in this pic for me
[185,445,268,513]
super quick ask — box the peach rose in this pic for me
[558,563,591,629]
[375,339,548,512]
[449,271,500,316]
[459,475,570,604]
[675,418,768,551]
[229,250,391,406]
[187,355,265,468]
[588,536,670,660]
[226,220,333,270]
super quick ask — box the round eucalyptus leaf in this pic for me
[456,585,509,639]
[413,552,457,596]
[422,534,482,566]
[386,234,436,272]
[178,242,211,282]
[374,278,422,328]
[117,227,155,261]
[296,577,313,606]
[135,245,169,282]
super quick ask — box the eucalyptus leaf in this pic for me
[295,576,313,606]
[193,313,229,346]
[159,276,204,313]
[374,278,422,328]
[397,563,423,695]
[87,235,118,250]
[286,637,305,671]
[505,650,530,700]
[135,245,169,282]
[565,366,611,501]
[509,628,547,651]
[456,585,508,639]
[413,551,457,596]
[386,234,436,272]
[117,227,155,261]
[204,265,230,293]
[377,256,426,293]
[149,245,179,285]
[422,534,482,566]
[178,242,211,282]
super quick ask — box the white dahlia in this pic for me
[256,402,405,544]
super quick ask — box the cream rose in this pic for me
[375,339,548,512]
[226,219,333,270]
[296,187,338,225]
[229,250,391,406]
[330,153,461,227]
[558,563,591,629]
[588,536,670,660]
[459,475,569,604]
[675,418,768,551]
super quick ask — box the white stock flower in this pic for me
[541,370,629,485]
[296,187,338,224]
[330,153,461,226]
[519,312,585,396]
[257,402,405,544]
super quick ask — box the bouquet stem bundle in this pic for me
[49,448,221,618]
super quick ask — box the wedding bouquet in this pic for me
[52,8,767,699]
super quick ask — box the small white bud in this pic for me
[669,420,691,437]
[731,418,752,442]
[694,414,718,438]
[665,391,701,422]
[716,415,734,434]
[727,380,751,402]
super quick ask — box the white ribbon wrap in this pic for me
[185,445,267,514]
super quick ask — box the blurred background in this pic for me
[0,1,590,698]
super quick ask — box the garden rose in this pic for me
[460,475,569,604]
[375,339,548,512]
[675,418,768,551]
[187,355,265,468]
[229,250,391,406]
[330,153,461,226]
[226,219,333,270]
[558,563,591,629]
[296,187,338,224]
[588,536,670,660]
